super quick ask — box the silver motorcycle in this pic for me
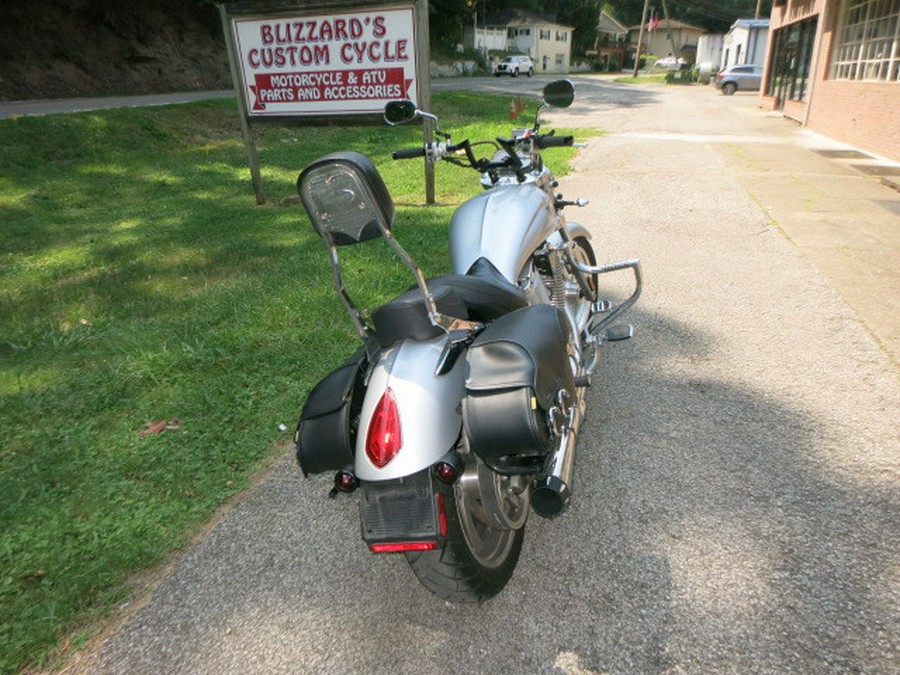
[294,80,641,602]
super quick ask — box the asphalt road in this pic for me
[70,77,898,673]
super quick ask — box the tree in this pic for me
[601,0,773,32]
[554,0,603,57]
[430,0,477,51]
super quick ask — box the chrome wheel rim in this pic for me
[455,455,528,568]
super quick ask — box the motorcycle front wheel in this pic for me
[406,455,528,603]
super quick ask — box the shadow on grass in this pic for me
[0,98,455,671]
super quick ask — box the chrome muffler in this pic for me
[530,391,585,518]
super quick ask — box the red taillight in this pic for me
[436,492,448,536]
[369,541,437,553]
[366,389,402,468]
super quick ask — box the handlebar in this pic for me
[534,134,574,149]
[390,129,574,179]
[392,147,427,160]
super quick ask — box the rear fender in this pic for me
[355,335,465,481]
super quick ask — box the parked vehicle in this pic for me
[715,64,763,95]
[494,55,534,77]
[294,80,641,602]
[654,56,686,71]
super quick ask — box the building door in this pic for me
[771,29,795,110]
[768,16,818,111]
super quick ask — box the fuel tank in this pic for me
[450,184,557,283]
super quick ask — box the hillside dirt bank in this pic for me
[0,0,231,100]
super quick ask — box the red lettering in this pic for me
[340,43,353,64]
[260,25,273,45]
[335,18,348,40]
[313,45,330,66]
[372,16,386,38]
[248,45,330,69]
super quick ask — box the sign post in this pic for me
[220,1,431,204]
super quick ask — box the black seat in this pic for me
[371,258,528,346]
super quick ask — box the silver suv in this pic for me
[715,64,763,95]
[494,55,534,78]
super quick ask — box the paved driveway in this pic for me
[75,78,899,674]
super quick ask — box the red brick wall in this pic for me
[808,81,900,162]
[760,0,900,162]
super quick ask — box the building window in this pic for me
[540,29,551,40]
[556,31,568,42]
[555,54,564,65]
[831,0,900,81]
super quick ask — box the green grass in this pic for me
[0,91,588,672]
[614,74,669,85]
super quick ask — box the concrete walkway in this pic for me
[0,90,235,119]
[556,77,900,368]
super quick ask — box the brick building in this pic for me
[761,0,900,162]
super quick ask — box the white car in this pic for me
[654,56,686,71]
[494,55,534,78]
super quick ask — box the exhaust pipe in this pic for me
[530,394,584,518]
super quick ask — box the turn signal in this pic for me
[334,471,358,493]
[434,462,459,484]
[366,389,402,468]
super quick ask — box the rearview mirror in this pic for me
[383,100,418,126]
[542,80,575,109]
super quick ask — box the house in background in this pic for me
[628,18,705,64]
[697,34,725,70]
[722,18,769,68]
[586,10,629,70]
[467,24,507,55]
[760,0,900,161]
[467,9,573,74]
[696,34,725,82]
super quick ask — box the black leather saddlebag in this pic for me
[463,304,574,469]
[295,349,368,476]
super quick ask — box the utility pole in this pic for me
[632,0,650,77]
[660,0,679,61]
[755,0,762,19]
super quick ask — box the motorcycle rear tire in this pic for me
[406,478,524,603]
